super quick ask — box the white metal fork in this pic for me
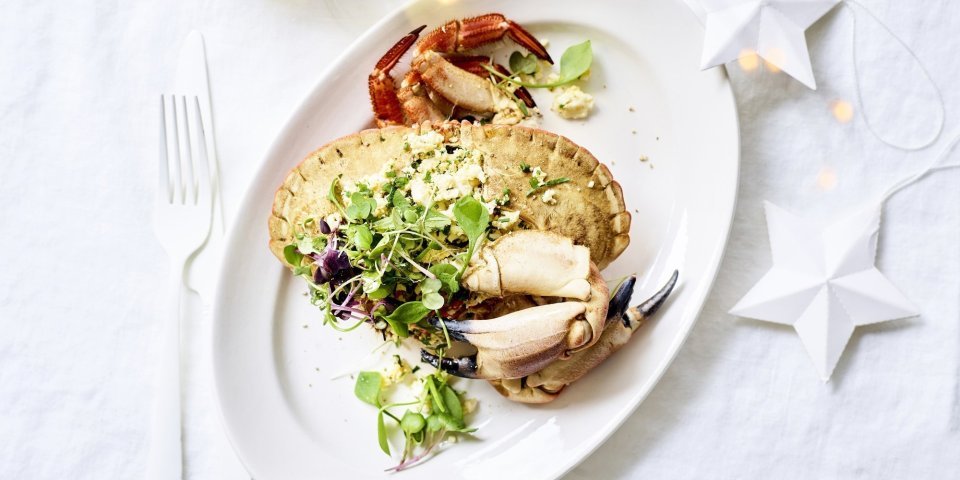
[148,95,213,480]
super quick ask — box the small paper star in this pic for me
[699,0,841,89]
[730,202,919,381]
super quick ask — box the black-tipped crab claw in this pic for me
[422,269,679,403]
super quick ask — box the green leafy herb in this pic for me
[441,385,463,420]
[422,293,444,310]
[426,413,444,432]
[383,301,432,338]
[327,177,346,214]
[509,51,538,75]
[452,196,490,275]
[351,224,374,249]
[519,162,532,173]
[400,411,426,435]
[556,40,593,84]
[283,244,303,267]
[422,208,451,231]
[428,263,460,295]
[354,371,382,407]
[426,376,446,413]
[485,40,593,88]
[527,176,572,197]
[377,411,390,455]
[346,192,377,221]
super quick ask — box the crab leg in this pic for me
[414,14,553,63]
[397,71,447,124]
[369,25,426,127]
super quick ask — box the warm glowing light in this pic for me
[763,48,784,73]
[831,100,854,123]
[817,166,838,191]
[737,49,760,71]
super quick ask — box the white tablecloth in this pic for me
[2,1,958,478]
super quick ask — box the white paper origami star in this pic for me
[730,202,919,381]
[699,0,841,89]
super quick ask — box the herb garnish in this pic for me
[487,40,594,89]
[354,370,475,471]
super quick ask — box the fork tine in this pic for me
[191,96,212,206]
[159,95,171,203]
[168,95,184,204]
[178,95,197,205]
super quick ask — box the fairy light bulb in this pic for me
[831,100,854,123]
[816,166,838,191]
[738,49,760,71]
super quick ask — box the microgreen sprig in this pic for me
[485,40,593,88]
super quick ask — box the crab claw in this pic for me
[422,301,587,379]
[624,269,678,328]
[493,270,680,403]
[421,267,638,381]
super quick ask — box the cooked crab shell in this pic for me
[269,121,630,269]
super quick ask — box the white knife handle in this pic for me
[145,261,185,479]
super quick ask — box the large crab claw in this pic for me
[492,270,679,403]
[420,230,610,380]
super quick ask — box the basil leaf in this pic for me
[283,244,303,267]
[354,371,382,407]
[509,51,538,75]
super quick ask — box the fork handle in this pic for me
[145,259,185,479]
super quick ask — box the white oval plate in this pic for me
[213,1,739,478]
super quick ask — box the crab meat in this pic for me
[369,14,550,127]
[421,230,611,380]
